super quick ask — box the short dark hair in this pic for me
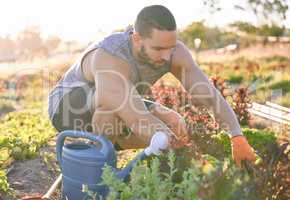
[134,5,176,38]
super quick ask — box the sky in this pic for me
[1,0,290,42]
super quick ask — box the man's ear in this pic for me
[132,31,142,45]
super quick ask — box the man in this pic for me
[48,5,256,168]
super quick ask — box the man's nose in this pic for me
[161,50,171,62]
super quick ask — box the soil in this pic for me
[2,141,60,200]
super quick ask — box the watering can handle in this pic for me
[56,130,110,168]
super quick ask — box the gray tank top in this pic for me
[48,27,172,120]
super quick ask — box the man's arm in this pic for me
[171,41,257,167]
[89,49,175,146]
[172,42,242,137]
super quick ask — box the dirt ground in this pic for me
[2,141,60,200]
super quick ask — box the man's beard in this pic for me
[136,45,169,68]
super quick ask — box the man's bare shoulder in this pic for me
[171,40,196,77]
[172,40,193,67]
[82,48,131,80]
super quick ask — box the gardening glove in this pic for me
[144,131,169,156]
[231,135,257,168]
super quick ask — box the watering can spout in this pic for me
[114,131,169,181]
[114,151,147,181]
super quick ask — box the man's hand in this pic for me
[231,135,257,168]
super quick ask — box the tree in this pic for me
[179,22,208,49]
[0,36,16,62]
[230,21,258,34]
[44,36,61,54]
[230,21,285,36]
[202,0,221,14]
[204,0,289,25]
[258,24,285,36]
[244,0,288,23]
[17,26,45,60]
[179,22,239,49]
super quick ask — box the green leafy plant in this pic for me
[95,150,253,200]
[0,109,56,193]
[228,75,244,84]
[269,80,290,94]
[0,169,10,194]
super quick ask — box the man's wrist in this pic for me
[228,127,243,138]
[230,134,245,140]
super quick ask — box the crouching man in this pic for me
[48,5,257,168]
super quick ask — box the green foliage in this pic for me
[230,21,257,34]
[207,0,288,24]
[247,0,289,22]
[274,93,290,107]
[263,55,290,63]
[102,151,196,200]
[179,21,287,51]
[230,21,285,37]
[179,21,208,49]
[0,110,56,162]
[212,128,277,156]
[0,109,56,193]
[200,56,289,119]
[96,150,252,200]
[91,128,282,199]
[269,80,290,94]
[258,24,285,36]
[0,170,10,194]
[228,75,244,84]
[179,22,239,50]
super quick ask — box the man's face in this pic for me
[136,29,177,67]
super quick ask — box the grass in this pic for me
[269,80,290,94]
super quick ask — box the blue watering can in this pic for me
[56,130,168,200]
